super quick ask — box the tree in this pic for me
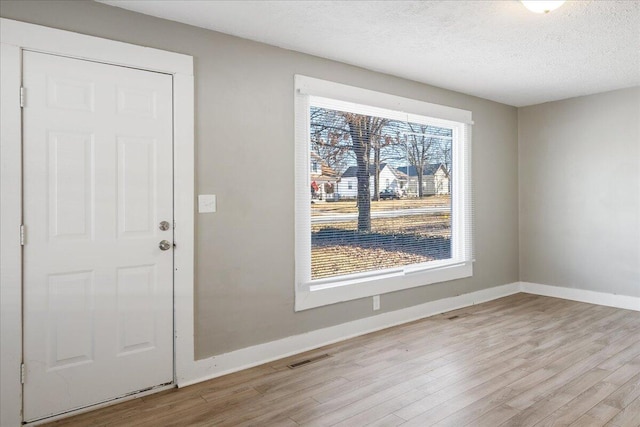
[310,108,352,174]
[371,134,396,201]
[437,140,452,193]
[404,124,435,198]
[343,113,387,231]
[426,129,453,193]
[309,107,388,232]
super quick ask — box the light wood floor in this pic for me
[48,294,640,426]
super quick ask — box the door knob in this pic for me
[159,240,172,251]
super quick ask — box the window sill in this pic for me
[294,262,472,311]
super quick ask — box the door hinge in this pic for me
[20,87,25,108]
[20,364,25,384]
[20,224,25,246]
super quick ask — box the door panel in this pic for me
[48,131,94,239]
[47,270,95,369]
[116,264,157,355]
[22,51,174,422]
[118,136,156,236]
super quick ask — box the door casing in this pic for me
[0,18,195,426]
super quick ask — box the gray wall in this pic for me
[1,0,519,359]
[518,88,640,297]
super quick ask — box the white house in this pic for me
[338,163,405,199]
[396,164,450,196]
[310,152,340,201]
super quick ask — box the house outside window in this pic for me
[295,76,473,311]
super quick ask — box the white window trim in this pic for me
[294,75,473,311]
[0,18,194,426]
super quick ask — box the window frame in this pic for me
[294,75,473,311]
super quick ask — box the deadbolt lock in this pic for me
[159,221,171,231]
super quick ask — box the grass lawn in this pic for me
[311,212,451,280]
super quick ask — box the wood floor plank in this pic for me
[604,396,640,427]
[496,336,640,426]
[429,386,522,427]
[364,414,407,427]
[435,350,634,427]
[533,381,619,427]
[396,369,530,425]
[601,372,640,411]
[569,402,622,426]
[292,371,434,424]
[503,354,634,426]
[43,294,640,427]
[331,389,425,427]
[299,382,424,425]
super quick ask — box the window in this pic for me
[295,76,473,311]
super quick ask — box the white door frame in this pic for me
[0,18,195,426]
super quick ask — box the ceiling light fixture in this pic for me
[521,1,566,14]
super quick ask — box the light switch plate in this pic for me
[198,194,216,213]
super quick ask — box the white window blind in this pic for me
[295,75,473,310]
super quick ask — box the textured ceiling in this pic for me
[99,0,640,107]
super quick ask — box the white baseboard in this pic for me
[179,282,520,387]
[520,282,640,312]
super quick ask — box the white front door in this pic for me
[22,51,174,422]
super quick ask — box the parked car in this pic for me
[379,189,401,200]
